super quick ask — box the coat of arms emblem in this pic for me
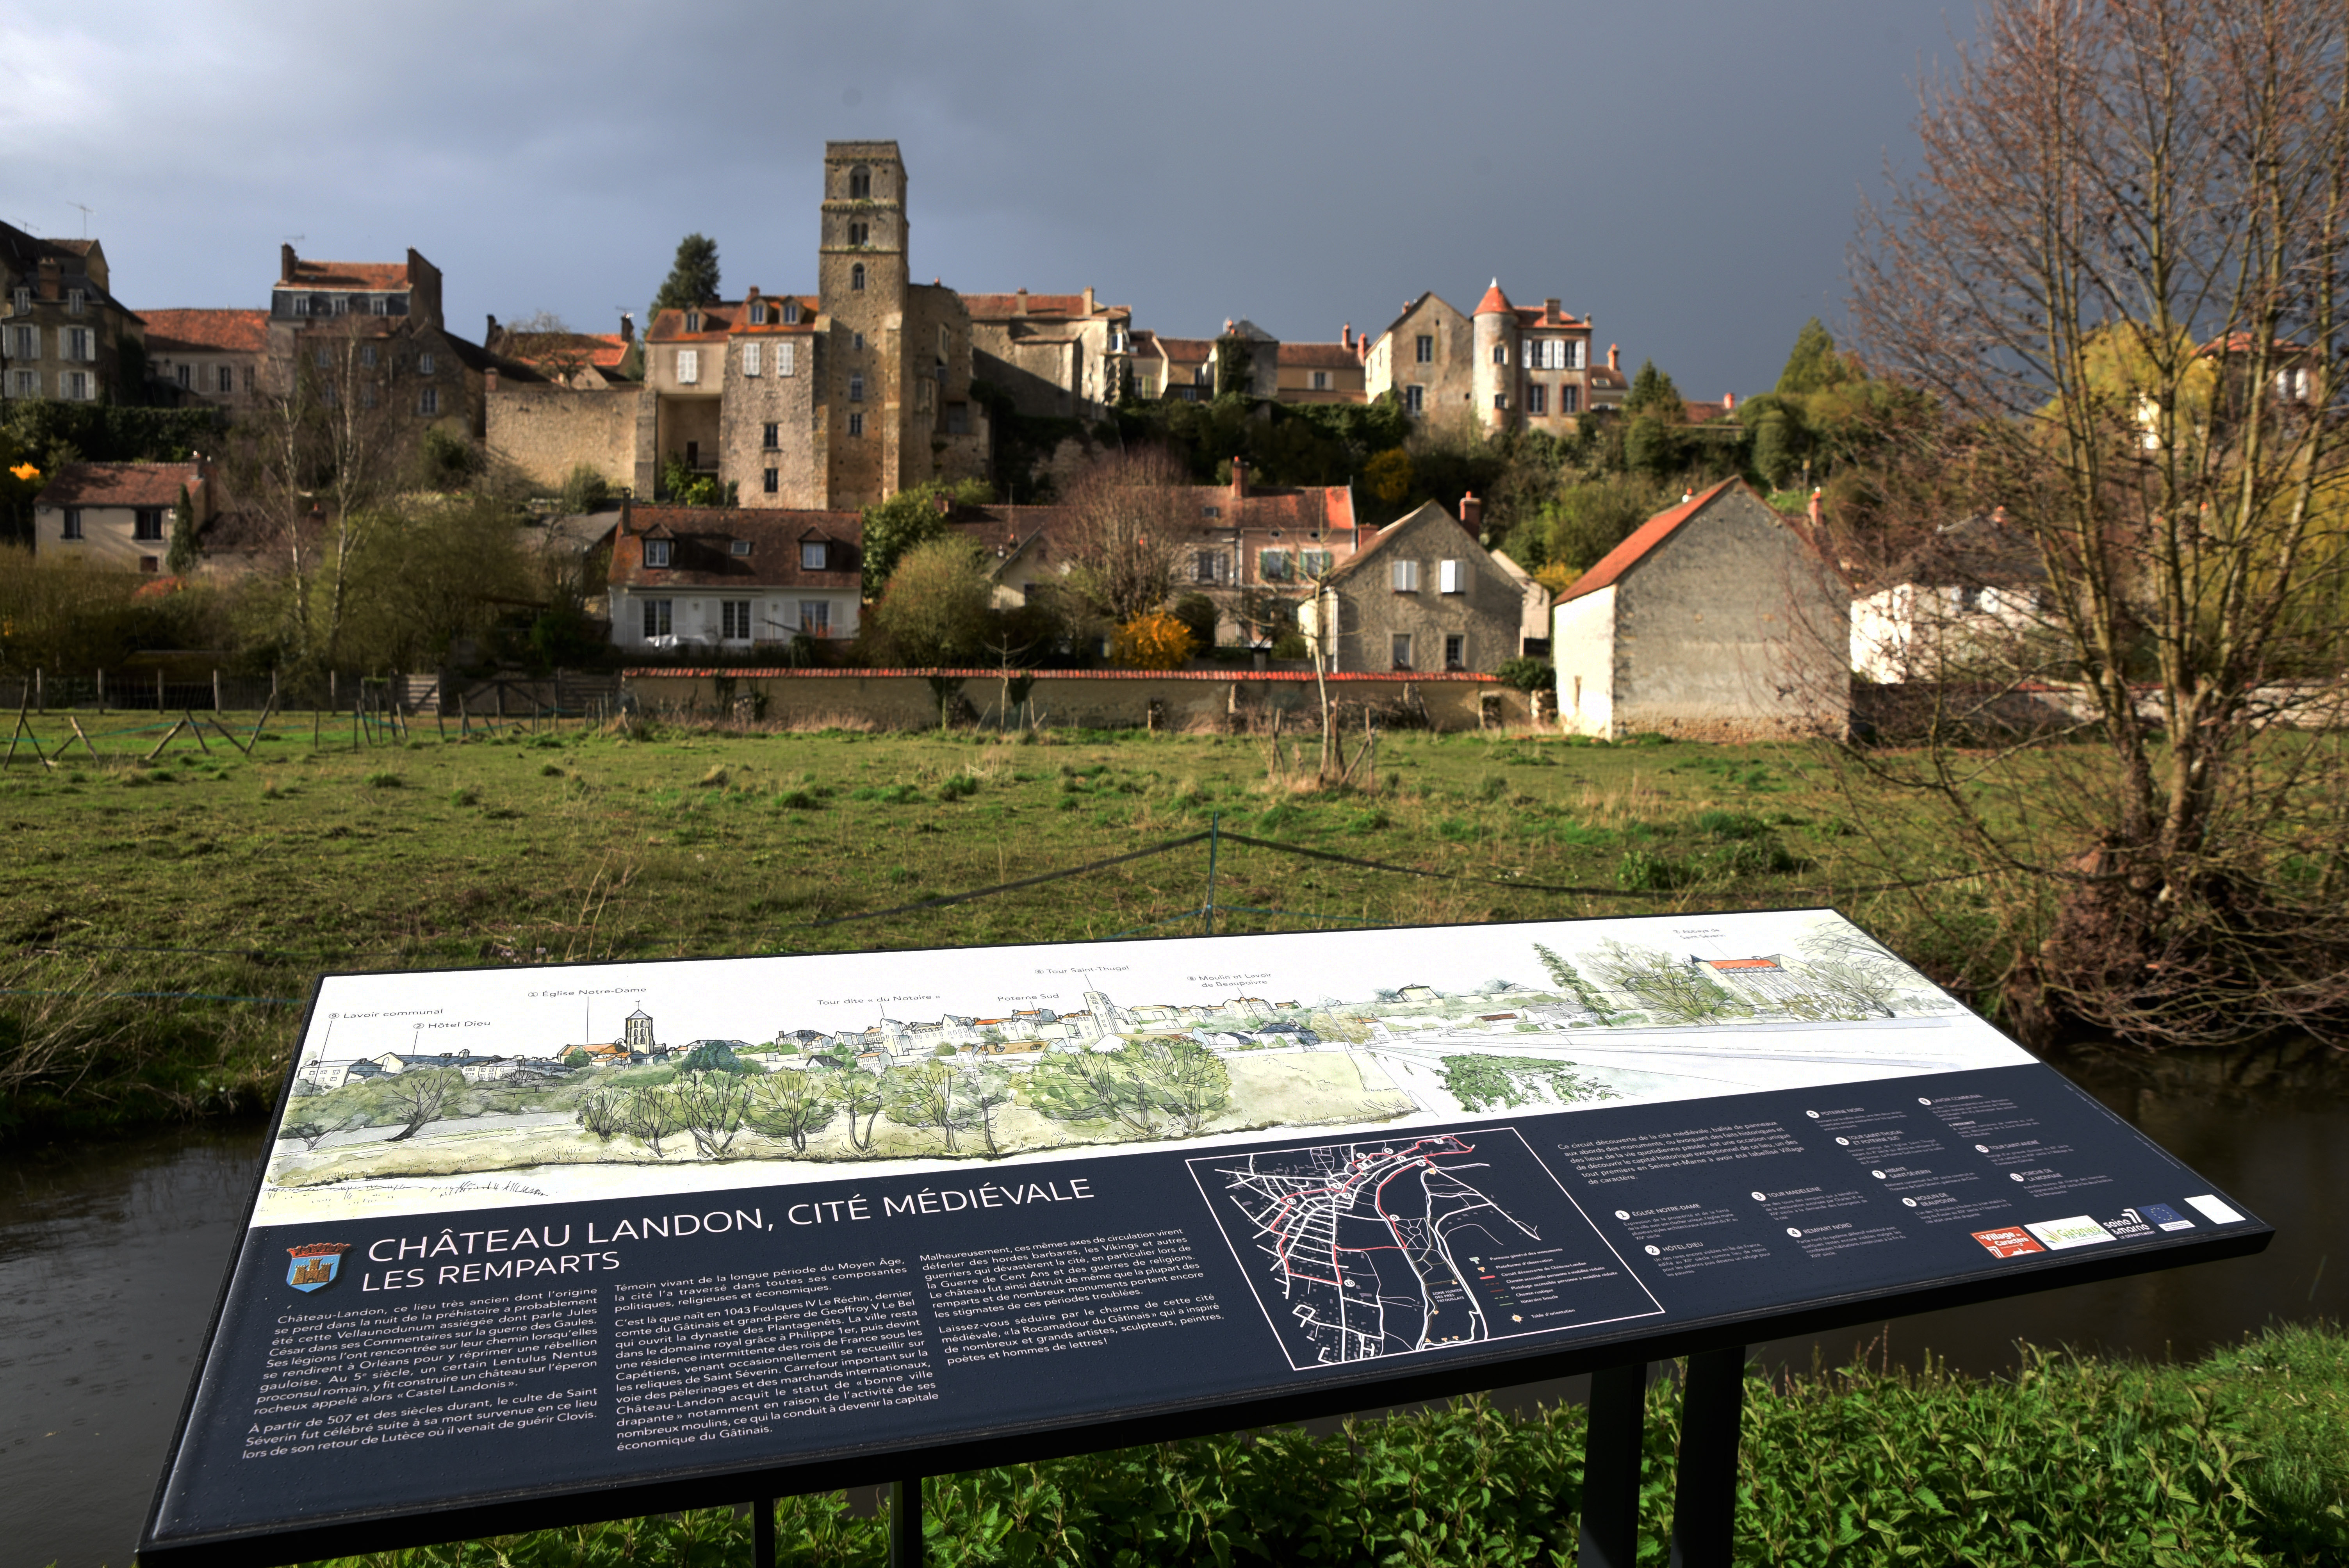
[285,1242,351,1293]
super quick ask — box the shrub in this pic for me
[1109,611,1199,670]
[1618,848,1697,890]
[362,772,402,789]
[937,773,980,802]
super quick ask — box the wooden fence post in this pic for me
[97,668,105,715]
[214,669,222,713]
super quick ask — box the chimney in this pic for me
[1722,391,1736,412]
[485,312,498,344]
[35,257,60,299]
[1459,492,1483,528]
[1083,285,1096,314]
[620,310,635,343]
[1015,287,1028,315]
[1341,323,1353,349]
[1608,343,1621,373]
[1543,298,1560,321]
[280,243,297,284]
[1230,457,1248,502]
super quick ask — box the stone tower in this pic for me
[1472,280,1520,433]
[819,141,911,508]
[624,1008,654,1050]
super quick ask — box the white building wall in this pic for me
[1552,586,1618,738]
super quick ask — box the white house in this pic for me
[1850,510,2049,684]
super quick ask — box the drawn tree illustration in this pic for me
[952,1062,1018,1157]
[834,1067,890,1152]
[280,1112,356,1151]
[622,1085,684,1158]
[1533,942,1625,1020]
[1027,1047,1160,1137]
[885,1060,978,1152]
[670,1071,754,1159]
[1440,1055,1616,1112]
[574,1088,626,1140]
[383,1068,464,1142]
[1131,1037,1232,1136]
[1579,940,1749,1026]
[1791,927,1919,1019]
[745,1069,838,1154]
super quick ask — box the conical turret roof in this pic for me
[1473,279,1514,316]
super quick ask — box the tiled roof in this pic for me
[1590,366,1627,388]
[646,305,739,342]
[46,238,96,257]
[1702,957,1783,971]
[38,462,205,509]
[1473,280,1514,317]
[1320,499,1465,584]
[1559,479,1747,602]
[729,296,818,334]
[1512,306,1584,328]
[1151,337,1214,360]
[961,292,1123,320]
[610,507,863,589]
[1277,343,1362,369]
[280,260,410,291]
[140,309,269,355]
[1226,486,1354,535]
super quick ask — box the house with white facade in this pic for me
[608,504,864,653]
[1849,509,2050,684]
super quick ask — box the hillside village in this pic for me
[0,139,1903,741]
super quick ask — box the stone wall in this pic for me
[487,383,641,493]
[620,667,1525,732]
[716,330,823,507]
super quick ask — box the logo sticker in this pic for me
[2024,1215,2114,1251]
[1972,1226,2044,1258]
[2103,1208,2156,1239]
[2185,1194,2246,1225]
[2140,1202,2195,1232]
[286,1242,351,1293]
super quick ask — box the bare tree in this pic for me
[622,1085,683,1158]
[493,310,597,387]
[670,1070,753,1159]
[383,1068,463,1142]
[952,1062,1018,1157]
[833,1067,889,1152]
[1848,0,2349,1043]
[1057,448,1191,628]
[745,1067,838,1153]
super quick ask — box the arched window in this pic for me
[848,166,871,199]
[851,263,865,292]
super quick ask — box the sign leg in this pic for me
[1666,1346,1746,1568]
[889,1476,924,1568]
[1577,1362,1645,1568]
[751,1496,775,1568]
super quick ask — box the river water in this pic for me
[4,1052,2341,1568]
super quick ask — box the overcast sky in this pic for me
[3,1,1964,398]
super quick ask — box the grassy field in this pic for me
[284,1324,2348,1568]
[0,712,2005,1139]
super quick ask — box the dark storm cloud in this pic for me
[2,0,1957,393]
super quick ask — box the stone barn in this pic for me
[1552,479,1848,740]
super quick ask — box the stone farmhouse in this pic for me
[1,223,143,405]
[1552,479,1850,740]
[139,309,269,411]
[1298,497,1532,672]
[607,504,865,653]
[32,461,214,574]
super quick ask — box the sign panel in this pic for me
[143,909,2268,1563]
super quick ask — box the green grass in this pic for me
[292,1324,2347,1567]
[0,713,2018,1139]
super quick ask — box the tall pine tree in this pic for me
[650,234,722,317]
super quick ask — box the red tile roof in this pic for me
[1511,306,1584,328]
[1149,337,1215,360]
[1277,342,1362,369]
[729,296,818,334]
[1703,957,1784,971]
[1473,280,1514,317]
[140,309,269,355]
[646,305,742,342]
[610,507,863,589]
[1559,479,1747,602]
[279,260,410,291]
[961,292,1123,320]
[37,462,206,509]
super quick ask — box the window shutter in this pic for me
[1391,559,1420,592]
[1440,559,1464,594]
[779,341,795,376]
[743,342,761,376]
[677,349,699,384]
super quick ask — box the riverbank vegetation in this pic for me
[291,1322,2347,1567]
[2,720,2344,1142]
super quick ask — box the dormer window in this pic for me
[332,294,350,315]
[749,301,768,326]
[783,299,801,325]
[685,311,700,333]
[848,165,871,199]
[9,288,28,315]
[644,539,672,567]
[66,289,86,315]
[730,540,752,556]
[801,540,826,570]
[370,296,389,315]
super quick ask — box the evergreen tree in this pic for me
[164,483,197,576]
[650,234,722,317]
[1623,359,1685,422]
[1775,317,1851,396]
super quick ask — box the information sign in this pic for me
[141,909,2269,1564]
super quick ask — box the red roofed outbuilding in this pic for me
[1552,480,1848,740]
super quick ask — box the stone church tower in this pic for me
[818,143,910,507]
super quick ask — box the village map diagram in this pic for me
[1191,1130,1663,1367]
[252,909,2037,1228]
